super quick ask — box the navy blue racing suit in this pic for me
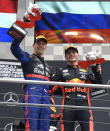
[52,64,103,131]
[10,40,51,131]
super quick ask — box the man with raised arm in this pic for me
[9,3,52,131]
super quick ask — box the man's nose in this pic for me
[70,53,74,56]
[39,44,44,47]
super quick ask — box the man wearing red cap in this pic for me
[10,35,52,131]
[51,45,103,131]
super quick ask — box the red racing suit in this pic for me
[51,64,103,131]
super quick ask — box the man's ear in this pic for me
[33,43,35,48]
[65,55,67,60]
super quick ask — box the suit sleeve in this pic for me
[10,40,30,64]
[52,68,63,82]
[87,66,103,84]
[49,68,63,94]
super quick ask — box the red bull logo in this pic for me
[65,78,87,93]
[68,78,85,84]
[65,87,87,93]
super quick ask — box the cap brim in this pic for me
[65,47,78,54]
[35,38,47,43]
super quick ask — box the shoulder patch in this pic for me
[79,69,87,72]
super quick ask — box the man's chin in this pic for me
[36,52,43,56]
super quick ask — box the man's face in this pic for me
[65,49,79,63]
[33,40,47,56]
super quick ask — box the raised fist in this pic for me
[24,3,42,22]
[26,3,42,15]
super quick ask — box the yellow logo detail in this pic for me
[79,69,87,72]
[51,107,56,113]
